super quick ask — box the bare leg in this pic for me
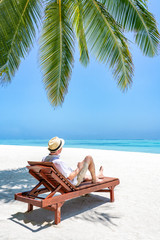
[78,156,103,183]
[83,166,104,182]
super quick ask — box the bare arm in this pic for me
[67,161,84,181]
[67,168,80,181]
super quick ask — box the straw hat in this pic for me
[48,137,65,152]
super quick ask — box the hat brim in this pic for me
[59,138,65,149]
[48,138,65,152]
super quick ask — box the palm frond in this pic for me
[39,0,74,107]
[70,0,89,66]
[103,0,160,56]
[0,0,42,84]
[83,0,134,90]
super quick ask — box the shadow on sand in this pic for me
[10,194,119,232]
[0,168,119,231]
[0,167,37,203]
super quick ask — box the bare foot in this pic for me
[92,177,103,184]
[77,162,84,171]
[97,166,104,179]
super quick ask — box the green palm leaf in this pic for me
[71,0,89,66]
[0,0,42,83]
[0,0,159,107]
[39,0,74,106]
[83,0,134,90]
[103,0,160,56]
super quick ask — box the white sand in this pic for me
[0,145,160,240]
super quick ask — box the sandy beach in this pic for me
[0,145,160,240]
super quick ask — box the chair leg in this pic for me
[27,203,33,212]
[55,203,61,225]
[109,187,114,202]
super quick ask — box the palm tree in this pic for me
[0,0,159,106]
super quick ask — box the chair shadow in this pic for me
[61,194,119,225]
[9,194,119,232]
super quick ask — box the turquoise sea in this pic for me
[0,139,160,154]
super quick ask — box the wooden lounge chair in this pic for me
[15,161,120,225]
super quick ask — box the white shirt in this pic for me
[42,154,78,185]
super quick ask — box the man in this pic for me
[42,137,104,186]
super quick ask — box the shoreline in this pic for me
[0,143,160,155]
[0,144,160,171]
[1,138,160,154]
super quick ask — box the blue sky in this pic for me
[0,0,160,140]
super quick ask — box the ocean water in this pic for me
[0,139,160,154]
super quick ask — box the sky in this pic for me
[0,0,160,140]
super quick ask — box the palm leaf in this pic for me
[0,0,42,83]
[103,0,160,56]
[39,0,74,107]
[70,0,89,66]
[83,0,134,90]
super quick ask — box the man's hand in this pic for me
[67,168,80,181]
[77,162,83,170]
